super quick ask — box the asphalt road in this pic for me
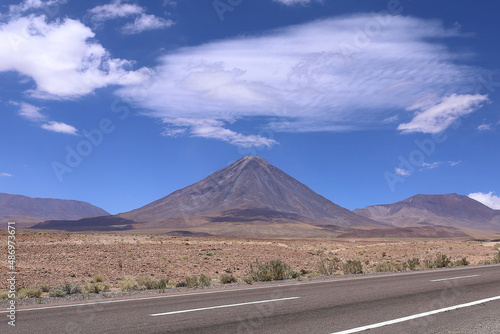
[2,265,499,334]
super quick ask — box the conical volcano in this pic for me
[33,156,386,237]
[119,156,384,231]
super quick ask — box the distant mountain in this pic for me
[354,193,500,234]
[0,193,109,228]
[33,156,387,237]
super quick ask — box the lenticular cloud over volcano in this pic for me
[117,14,485,147]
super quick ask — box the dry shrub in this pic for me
[219,273,238,284]
[317,257,340,276]
[18,287,42,299]
[248,259,298,282]
[341,260,363,275]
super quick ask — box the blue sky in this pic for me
[1,0,499,214]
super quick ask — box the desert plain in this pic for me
[1,231,499,296]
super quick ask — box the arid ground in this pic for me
[2,231,499,294]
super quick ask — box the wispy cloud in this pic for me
[383,115,399,123]
[395,168,410,176]
[0,15,150,99]
[162,118,277,148]
[477,123,492,131]
[419,161,441,171]
[11,101,78,135]
[8,0,67,15]
[398,94,489,134]
[88,0,143,22]
[41,121,78,135]
[468,191,500,210]
[0,172,13,177]
[273,0,322,5]
[122,14,174,34]
[117,15,486,147]
[10,101,46,121]
[89,0,174,34]
[449,160,462,166]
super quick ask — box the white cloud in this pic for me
[395,168,410,176]
[477,123,492,131]
[383,115,399,123]
[419,161,441,171]
[122,14,174,34]
[163,0,177,6]
[88,1,174,34]
[10,101,46,121]
[468,192,500,210]
[9,0,67,15]
[398,94,489,134]
[41,121,78,135]
[0,172,13,177]
[449,160,462,166]
[162,118,277,148]
[273,0,321,5]
[88,0,143,22]
[117,15,484,147]
[10,100,77,135]
[0,15,151,99]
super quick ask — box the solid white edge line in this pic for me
[150,296,300,316]
[2,264,499,314]
[430,274,480,282]
[330,295,500,334]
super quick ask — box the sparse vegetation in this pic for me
[407,257,420,271]
[219,273,238,284]
[317,257,340,276]
[185,275,199,289]
[242,276,253,284]
[375,261,397,273]
[247,259,299,282]
[433,254,452,268]
[156,278,170,291]
[0,291,9,299]
[118,278,139,292]
[60,282,82,295]
[84,282,110,294]
[175,280,187,288]
[94,275,105,283]
[39,283,50,292]
[18,287,42,299]
[48,289,66,297]
[199,274,211,287]
[493,251,500,264]
[453,257,469,266]
[341,260,363,275]
[136,276,158,290]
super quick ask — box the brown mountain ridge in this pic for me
[0,192,109,228]
[353,193,500,236]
